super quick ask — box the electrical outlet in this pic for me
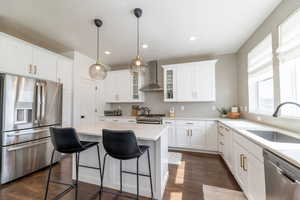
[181,105,185,111]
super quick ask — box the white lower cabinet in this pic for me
[164,120,218,152]
[218,122,266,200]
[164,120,177,147]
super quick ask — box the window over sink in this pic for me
[278,8,300,118]
[248,34,274,114]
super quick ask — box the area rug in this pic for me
[203,185,247,200]
[168,152,182,165]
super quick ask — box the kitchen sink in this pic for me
[246,130,300,144]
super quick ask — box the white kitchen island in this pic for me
[73,122,169,200]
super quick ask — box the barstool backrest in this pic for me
[102,129,141,159]
[50,127,83,153]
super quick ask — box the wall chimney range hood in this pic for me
[140,60,164,92]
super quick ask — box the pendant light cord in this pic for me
[97,27,100,61]
[137,17,140,57]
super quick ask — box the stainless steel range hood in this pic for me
[140,60,163,92]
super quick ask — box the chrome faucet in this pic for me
[272,102,300,117]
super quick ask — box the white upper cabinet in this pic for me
[32,47,57,81]
[0,32,60,82]
[104,69,144,103]
[162,60,217,102]
[0,34,33,76]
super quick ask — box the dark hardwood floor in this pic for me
[0,151,240,200]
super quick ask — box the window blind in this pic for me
[248,35,273,74]
[278,8,300,62]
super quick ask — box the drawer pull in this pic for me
[243,156,247,171]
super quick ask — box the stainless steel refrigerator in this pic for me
[0,74,62,184]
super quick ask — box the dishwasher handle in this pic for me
[270,161,300,184]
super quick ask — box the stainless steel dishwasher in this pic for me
[264,150,300,200]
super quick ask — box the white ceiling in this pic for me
[0,0,281,66]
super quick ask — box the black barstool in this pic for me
[100,129,154,200]
[44,127,102,200]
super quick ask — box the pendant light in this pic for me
[89,19,110,80]
[130,8,146,74]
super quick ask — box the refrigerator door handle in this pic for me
[35,82,41,122]
[40,82,46,120]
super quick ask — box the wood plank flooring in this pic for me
[0,151,240,200]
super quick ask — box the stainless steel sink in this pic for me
[246,130,300,144]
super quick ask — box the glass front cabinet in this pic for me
[162,66,176,102]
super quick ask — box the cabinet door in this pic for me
[224,128,234,170]
[247,153,266,200]
[206,121,218,151]
[103,71,116,102]
[195,61,216,101]
[176,64,194,101]
[176,125,189,147]
[33,47,57,81]
[190,123,206,149]
[164,121,176,147]
[0,36,33,76]
[116,70,131,102]
[233,142,248,193]
[163,67,176,101]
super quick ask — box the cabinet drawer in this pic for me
[163,120,175,125]
[176,120,199,126]
[233,132,263,162]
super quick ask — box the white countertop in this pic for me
[76,122,166,141]
[219,119,300,168]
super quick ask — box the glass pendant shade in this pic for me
[130,56,146,74]
[89,60,109,80]
[89,18,110,80]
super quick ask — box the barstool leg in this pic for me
[147,149,154,199]
[44,150,55,200]
[100,153,108,200]
[96,145,102,185]
[75,153,80,200]
[136,157,139,200]
[120,160,123,193]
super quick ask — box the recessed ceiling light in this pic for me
[189,36,197,41]
[142,44,149,49]
[104,51,111,55]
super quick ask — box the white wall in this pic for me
[237,0,300,132]
[67,51,107,127]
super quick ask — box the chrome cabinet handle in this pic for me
[191,129,193,136]
[34,65,37,74]
[186,129,189,136]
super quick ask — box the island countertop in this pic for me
[76,122,166,141]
